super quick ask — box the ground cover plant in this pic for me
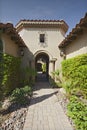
[67,96,87,130]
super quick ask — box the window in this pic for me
[38,31,47,47]
[40,34,45,43]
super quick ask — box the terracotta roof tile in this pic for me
[16,19,65,24]
[0,23,26,47]
[59,13,87,48]
[15,19,68,33]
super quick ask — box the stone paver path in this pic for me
[23,82,73,130]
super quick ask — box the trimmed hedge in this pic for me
[62,54,87,95]
[0,53,21,96]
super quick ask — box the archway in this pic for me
[35,52,49,81]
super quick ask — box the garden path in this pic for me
[23,81,73,130]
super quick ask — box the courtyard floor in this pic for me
[23,81,73,130]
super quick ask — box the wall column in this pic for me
[49,61,53,77]
[49,58,57,80]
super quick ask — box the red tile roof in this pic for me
[16,19,68,33]
[16,19,67,24]
[59,13,87,48]
[0,23,26,47]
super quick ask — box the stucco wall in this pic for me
[19,27,65,71]
[2,34,19,57]
[21,47,34,68]
[65,30,87,59]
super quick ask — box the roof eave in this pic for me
[15,20,68,33]
[58,13,87,48]
[0,23,26,47]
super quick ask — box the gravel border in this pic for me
[0,100,30,130]
[54,88,75,130]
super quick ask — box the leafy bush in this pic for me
[0,53,21,96]
[11,85,32,105]
[51,69,62,88]
[22,85,32,95]
[67,96,87,130]
[62,54,87,98]
[62,80,72,95]
[52,69,60,80]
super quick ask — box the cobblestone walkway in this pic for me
[23,81,73,130]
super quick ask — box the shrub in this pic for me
[62,80,72,95]
[52,69,60,79]
[0,53,21,96]
[62,54,87,98]
[67,96,87,130]
[11,85,32,105]
[22,85,32,95]
[51,69,62,88]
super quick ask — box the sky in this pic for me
[0,0,87,35]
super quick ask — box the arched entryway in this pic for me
[35,52,49,81]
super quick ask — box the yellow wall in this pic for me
[2,34,19,57]
[65,30,87,59]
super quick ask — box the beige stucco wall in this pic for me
[19,27,65,74]
[65,30,87,59]
[2,34,19,57]
[21,47,34,68]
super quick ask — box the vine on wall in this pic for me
[0,53,21,97]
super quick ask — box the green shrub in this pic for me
[62,54,87,98]
[11,85,32,105]
[51,69,62,88]
[22,85,32,95]
[0,53,21,96]
[67,96,87,130]
[62,80,72,95]
[52,69,60,76]
[62,54,87,78]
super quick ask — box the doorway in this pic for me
[35,52,49,81]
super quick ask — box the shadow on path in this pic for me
[30,91,58,106]
[30,81,58,106]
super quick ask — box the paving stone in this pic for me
[23,81,73,130]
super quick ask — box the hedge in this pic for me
[62,54,87,93]
[67,96,87,130]
[0,53,21,96]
